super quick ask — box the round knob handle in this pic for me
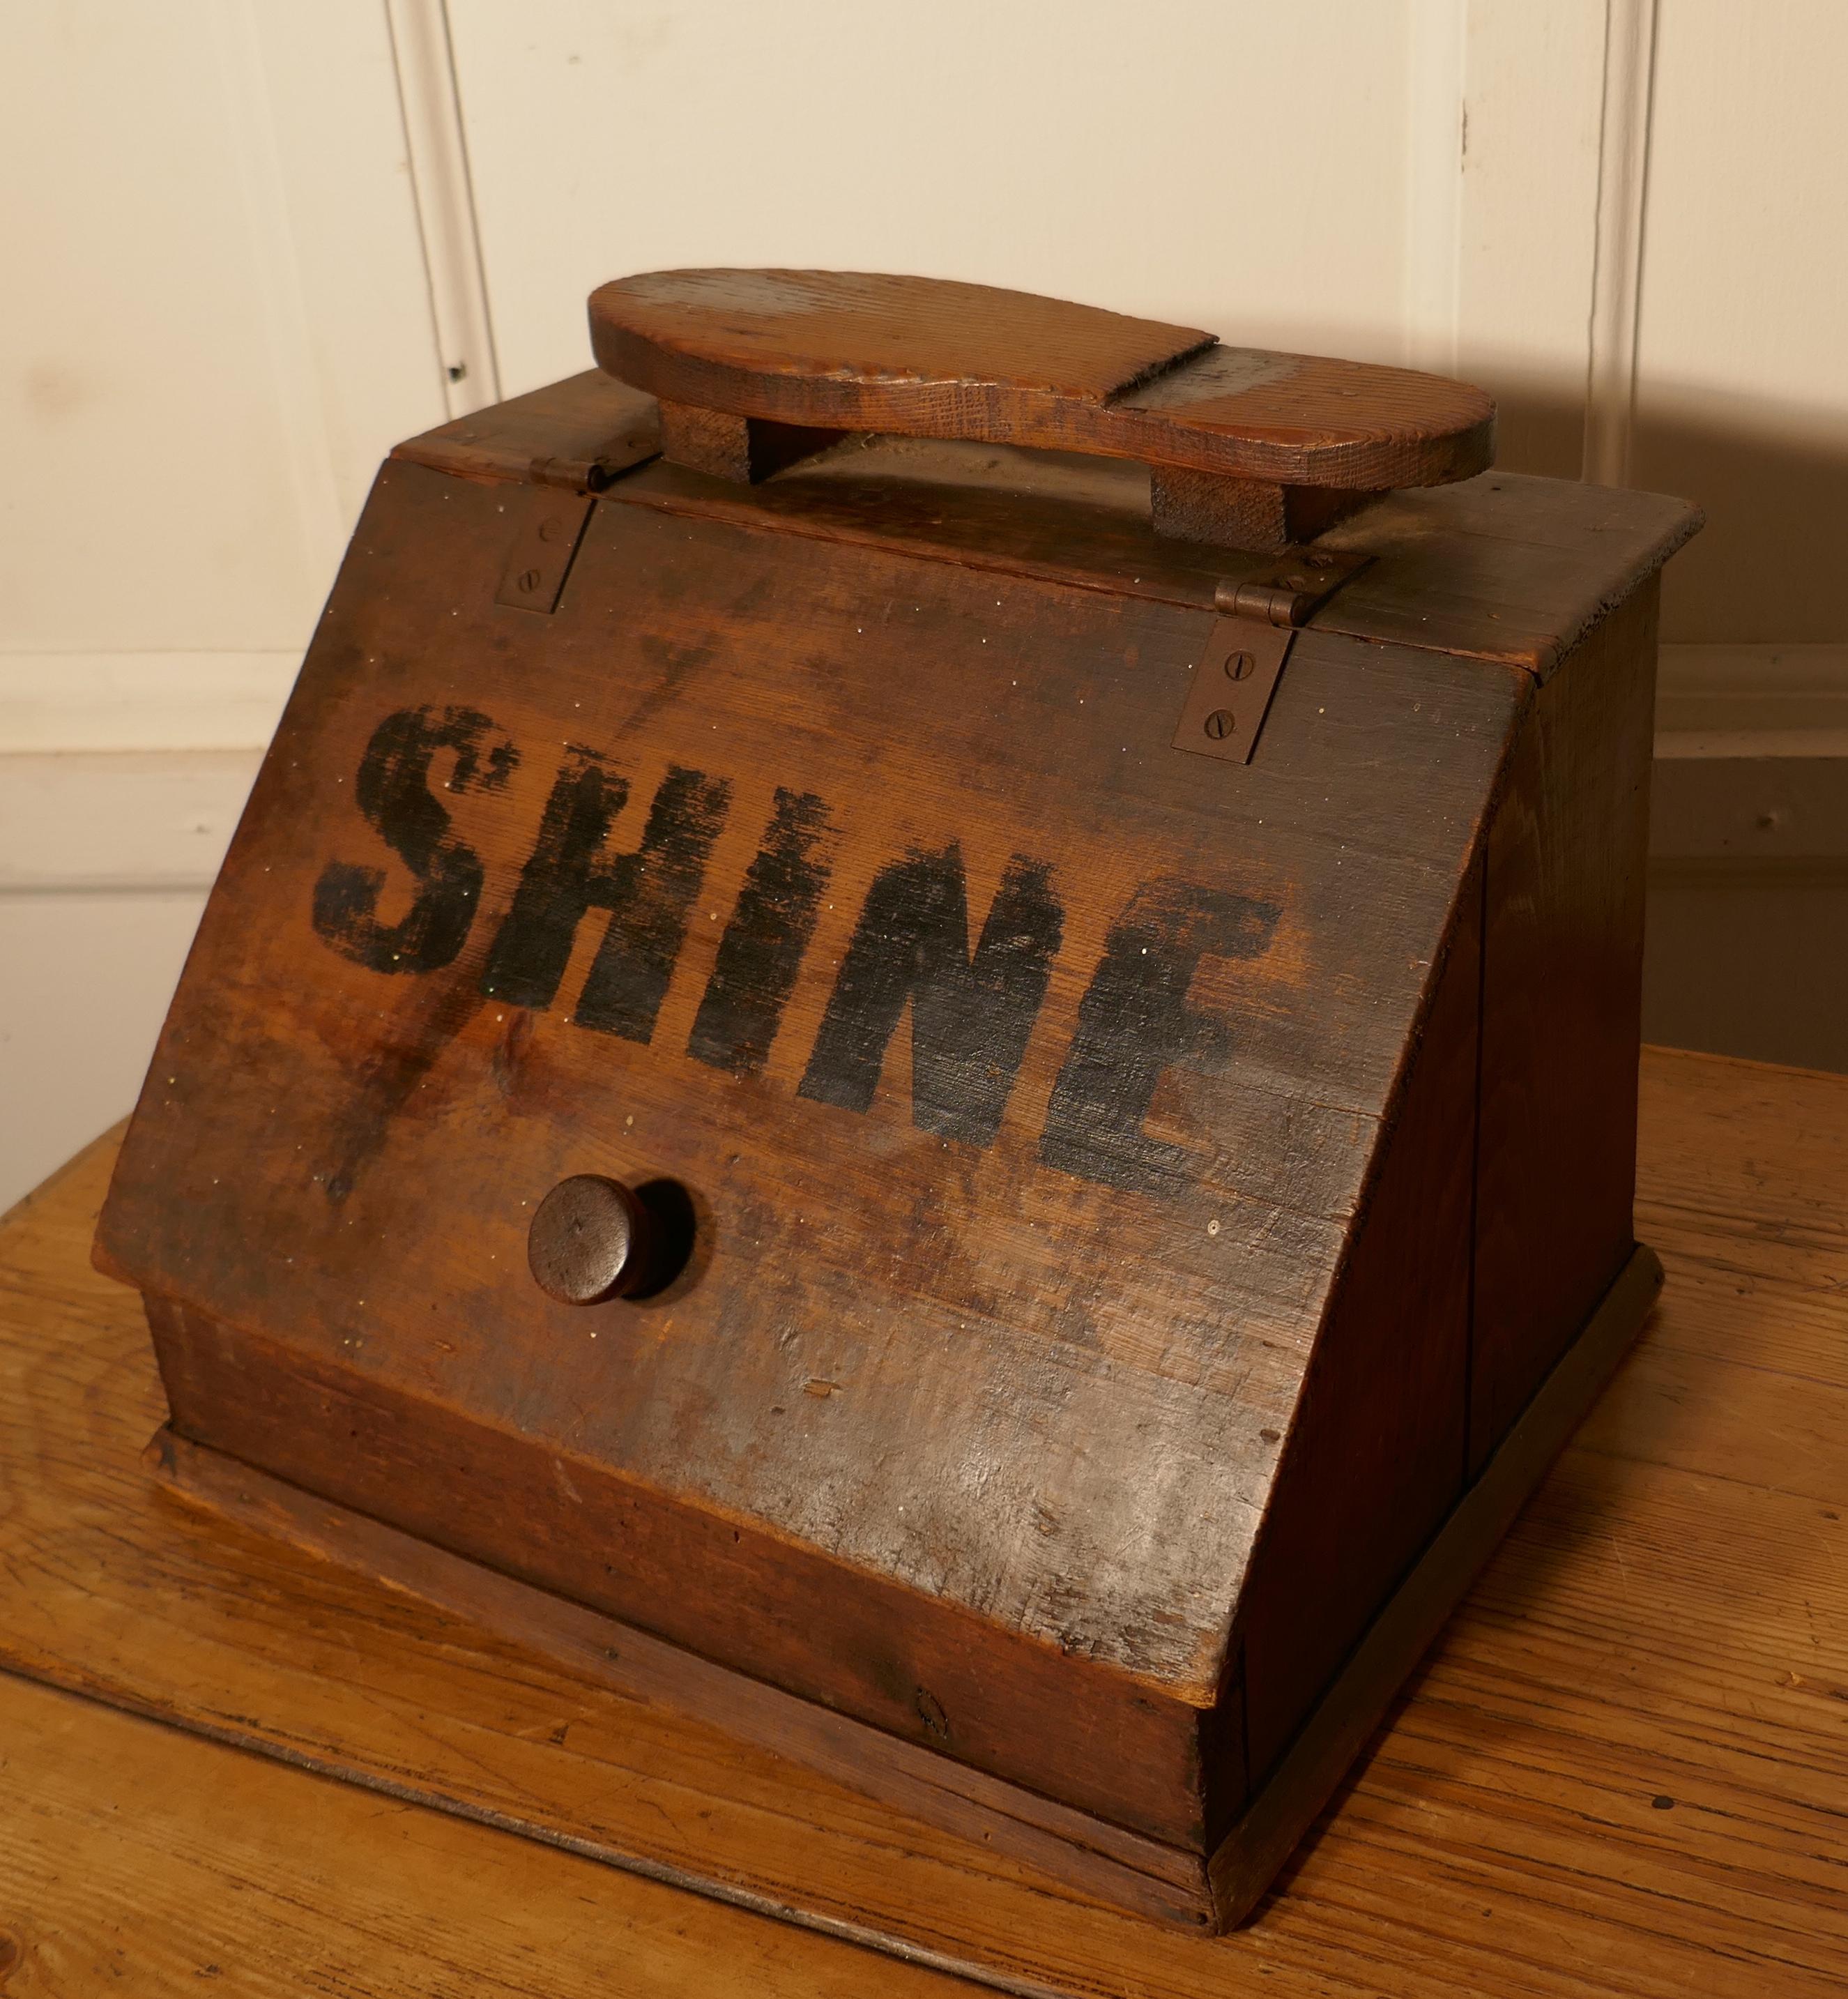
[528,1174,660,1305]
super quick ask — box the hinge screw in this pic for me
[518,567,543,592]
[1225,651,1255,681]
[1204,710,1236,740]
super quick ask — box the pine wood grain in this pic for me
[1,1044,1843,1995]
[586,269,1495,492]
[0,1671,938,1998]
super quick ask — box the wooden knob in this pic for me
[528,1174,660,1305]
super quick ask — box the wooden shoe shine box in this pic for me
[96,271,1699,1929]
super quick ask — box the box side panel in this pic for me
[1472,584,1658,1471]
[1235,842,1493,1793]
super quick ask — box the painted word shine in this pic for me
[312,705,1281,1196]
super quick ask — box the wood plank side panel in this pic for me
[1472,583,1659,1470]
[1211,1248,1663,1929]
[1236,853,1486,1794]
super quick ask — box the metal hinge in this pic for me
[1171,547,1370,763]
[496,489,597,615]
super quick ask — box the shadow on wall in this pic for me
[1488,381,1848,1076]
[1633,391,1848,647]
[1488,381,1848,645]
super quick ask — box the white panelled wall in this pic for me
[3,0,1845,1208]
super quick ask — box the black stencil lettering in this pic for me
[687,788,834,1077]
[312,704,517,975]
[1039,879,1281,1195]
[479,747,627,1010]
[798,846,1063,1148]
[574,766,732,1039]
[479,752,731,1042]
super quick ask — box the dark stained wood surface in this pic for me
[1473,585,1660,1468]
[135,1242,1658,1940]
[599,268,1216,406]
[588,268,1495,491]
[6,1046,1845,1994]
[1148,463,1375,552]
[1211,1245,1663,1924]
[98,349,1698,1893]
[389,374,1698,678]
[147,1419,1214,1928]
[1237,856,1483,1793]
[1320,471,1697,676]
[93,455,1527,1841]
[609,443,1697,678]
[393,368,659,491]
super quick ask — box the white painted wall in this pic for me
[1,1,447,733]
[0,0,448,1208]
[451,0,1419,390]
[3,0,1845,1208]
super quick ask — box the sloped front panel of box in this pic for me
[99,459,1521,1818]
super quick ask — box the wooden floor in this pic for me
[0,1045,1843,1996]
